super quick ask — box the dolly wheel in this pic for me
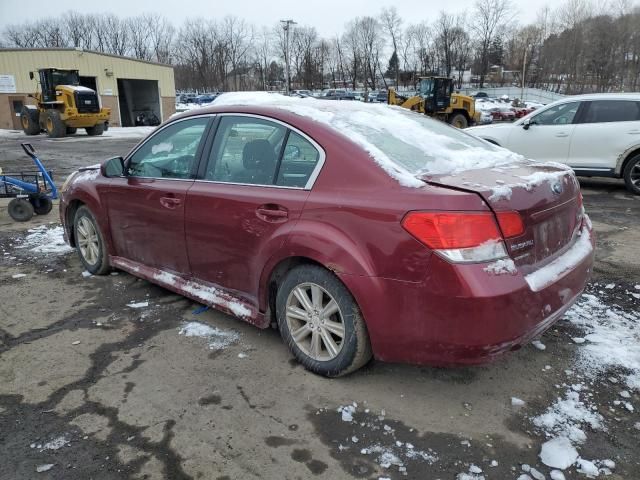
[31,195,53,215]
[8,198,35,222]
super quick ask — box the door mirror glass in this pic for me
[102,156,124,177]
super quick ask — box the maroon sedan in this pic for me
[59,94,594,376]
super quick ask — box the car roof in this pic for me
[554,93,640,102]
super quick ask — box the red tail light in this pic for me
[402,212,502,250]
[496,211,524,238]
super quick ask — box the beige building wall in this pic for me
[0,48,175,129]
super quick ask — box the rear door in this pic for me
[185,114,324,311]
[504,101,581,163]
[568,99,640,171]
[105,116,211,274]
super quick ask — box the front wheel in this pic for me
[449,113,468,129]
[623,154,640,195]
[73,206,110,275]
[276,265,372,377]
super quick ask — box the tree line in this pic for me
[1,0,639,94]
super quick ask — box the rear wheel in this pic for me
[449,113,468,129]
[86,123,105,136]
[20,106,40,135]
[8,198,34,222]
[45,110,66,138]
[276,265,372,377]
[73,206,110,275]
[623,154,640,195]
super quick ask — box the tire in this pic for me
[73,206,110,275]
[44,110,66,138]
[20,106,40,135]
[449,113,468,129]
[30,195,53,215]
[276,265,372,377]
[8,198,34,222]
[86,123,105,136]
[623,154,640,195]
[103,122,109,132]
[66,127,77,135]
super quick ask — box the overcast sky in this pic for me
[0,0,554,37]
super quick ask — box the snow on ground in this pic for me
[213,92,526,185]
[178,321,239,350]
[30,435,69,452]
[530,289,639,474]
[16,225,73,256]
[0,126,154,140]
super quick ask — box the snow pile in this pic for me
[488,184,513,202]
[531,290,640,472]
[101,126,156,138]
[524,227,593,292]
[456,465,485,480]
[154,271,251,318]
[178,322,239,350]
[484,258,517,275]
[214,92,526,186]
[17,225,73,255]
[33,435,69,452]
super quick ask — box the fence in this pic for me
[458,87,567,104]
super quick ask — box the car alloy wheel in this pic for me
[77,216,100,266]
[285,282,345,361]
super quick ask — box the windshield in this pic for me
[419,78,433,96]
[51,70,79,87]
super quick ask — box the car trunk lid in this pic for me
[419,163,583,267]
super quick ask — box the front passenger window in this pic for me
[531,102,580,126]
[128,118,209,179]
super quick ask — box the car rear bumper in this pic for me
[339,225,595,366]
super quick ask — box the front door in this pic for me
[9,96,26,130]
[105,116,211,274]
[505,101,581,164]
[185,115,323,309]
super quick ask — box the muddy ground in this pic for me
[0,132,638,479]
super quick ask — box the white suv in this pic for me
[466,93,640,194]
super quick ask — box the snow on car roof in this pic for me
[213,92,525,187]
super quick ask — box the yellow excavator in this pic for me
[21,68,110,138]
[388,76,480,128]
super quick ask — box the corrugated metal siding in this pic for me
[0,49,175,97]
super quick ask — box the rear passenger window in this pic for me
[276,132,320,188]
[582,100,640,123]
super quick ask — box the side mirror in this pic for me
[101,156,125,177]
[522,118,532,130]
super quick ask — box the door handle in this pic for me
[160,196,182,209]
[256,204,288,222]
[555,133,569,138]
[628,130,640,135]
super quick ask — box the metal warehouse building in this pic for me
[0,48,175,130]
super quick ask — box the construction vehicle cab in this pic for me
[388,76,480,128]
[21,68,110,138]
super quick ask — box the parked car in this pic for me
[59,94,594,376]
[291,90,312,98]
[195,94,219,105]
[491,105,516,121]
[467,93,640,194]
[471,91,489,98]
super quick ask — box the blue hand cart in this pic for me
[1,143,58,222]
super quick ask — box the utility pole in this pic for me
[521,49,527,102]
[280,19,296,95]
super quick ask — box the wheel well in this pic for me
[266,256,325,324]
[620,147,640,177]
[65,200,85,247]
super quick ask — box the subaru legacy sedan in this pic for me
[60,93,594,377]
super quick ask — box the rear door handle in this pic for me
[256,204,288,222]
[555,133,569,138]
[160,196,182,209]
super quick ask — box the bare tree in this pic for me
[380,6,403,88]
[472,0,512,87]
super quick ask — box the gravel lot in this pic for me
[1,131,638,480]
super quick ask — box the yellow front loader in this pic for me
[21,68,110,138]
[388,76,480,128]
